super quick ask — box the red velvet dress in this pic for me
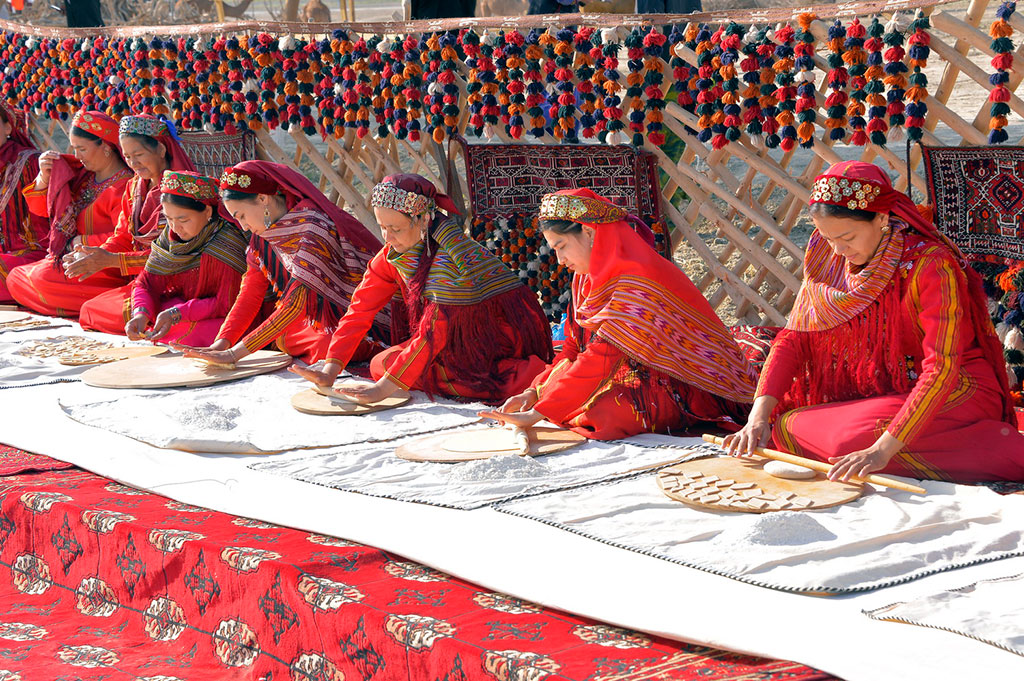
[130,225,246,347]
[0,143,48,302]
[325,248,546,401]
[78,178,168,334]
[531,317,749,440]
[759,234,1024,482]
[7,174,132,316]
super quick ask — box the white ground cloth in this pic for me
[250,432,707,509]
[0,325,1023,680]
[494,468,1024,593]
[865,573,1024,657]
[0,319,123,389]
[58,372,485,453]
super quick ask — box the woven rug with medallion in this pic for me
[461,139,670,321]
[0,446,835,681]
[923,145,1024,411]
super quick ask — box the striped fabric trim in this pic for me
[577,274,757,403]
[387,218,522,306]
[887,257,963,445]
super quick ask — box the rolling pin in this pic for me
[702,434,927,495]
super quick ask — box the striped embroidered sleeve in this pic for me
[118,251,150,275]
[241,286,308,353]
[533,337,625,426]
[754,328,806,401]
[887,255,964,445]
[217,255,269,345]
[21,181,47,217]
[324,249,399,366]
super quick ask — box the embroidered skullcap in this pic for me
[539,190,628,224]
[161,170,220,206]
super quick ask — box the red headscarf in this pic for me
[789,160,1014,424]
[219,160,382,329]
[46,111,133,261]
[542,188,757,403]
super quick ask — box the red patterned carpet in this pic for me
[0,446,837,681]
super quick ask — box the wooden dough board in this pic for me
[0,311,29,324]
[58,346,169,366]
[291,388,411,415]
[658,455,863,513]
[81,350,292,389]
[396,426,586,463]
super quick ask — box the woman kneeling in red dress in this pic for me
[725,161,1024,483]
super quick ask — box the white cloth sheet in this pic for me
[58,372,485,453]
[865,573,1024,657]
[494,467,1024,594]
[250,431,708,509]
[0,318,120,389]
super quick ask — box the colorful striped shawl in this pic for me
[258,203,371,326]
[787,221,906,332]
[145,217,248,276]
[575,220,757,403]
[387,218,522,305]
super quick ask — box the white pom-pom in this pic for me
[1006,327,1024,352]
[428,82,443,96]
[334,83,344,95]
[887,126,905,143]
[798,70,816,83]
[885,16,900,33]
[483,124,495,140]
[749,133,764,148]
[996,321,1012,343]
[279,35,295,51]
[81,39,92,53]
[204,122,216,133]
[242,79,259,94]
[1008,365,1019,389]
[601,28,618,44]
[108,75,123,86]
[481,31,495,47]
[606,131,621,146]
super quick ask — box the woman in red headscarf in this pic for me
[725,161,1024,483]
[0,104,48,301]
[481,188,755,439]
[124,171,248,346]
[291,173,553,404]
[177,160,388,366]
[7,110,133,315]
[75,114,197,333]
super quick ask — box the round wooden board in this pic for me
[0,310,29,324]
[291,388,411,415]
[396,426,586,463]
[658,455,863,513]
[81,350,292,389]
[58,346,169,366]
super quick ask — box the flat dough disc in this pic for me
[58,346,168,366]
[658,455,862,514]
[396,426,586,463]
[81,350,292,389]
[291,388,411,415]
[764,459,817,480]
[0,310,29,323]
[442,429,526,454]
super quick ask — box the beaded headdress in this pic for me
[371,181,436,216]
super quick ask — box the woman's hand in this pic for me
[63,245,117,280]
[288,361,342,387]
[332,378,397,404]
[124,314,150,341]
[722,395,778,457]
[173,339,240,367]
[495,388,539,415]
[827,432,903,482]
[146,308,180,340]
[478,407,544,429]
[722,420,772,458]
[36,150,58,187]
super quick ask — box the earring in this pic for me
[263,206,272,228]
[103,147,111,157]
[881,223,891,234]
